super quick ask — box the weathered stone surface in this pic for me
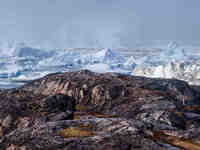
[1,70,200,150]
[2,115,13,128]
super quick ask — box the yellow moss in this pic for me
[174,111,185,118]
[88,112,119,118]
[78,124,93,130]
[59,127,94,138]
[153,131,200,150]
[75,104,88,111]
[73,114,81,120]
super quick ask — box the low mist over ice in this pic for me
[0,0,200,48]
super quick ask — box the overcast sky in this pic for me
[0,0,199,48]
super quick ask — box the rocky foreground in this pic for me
[1,70,200,150]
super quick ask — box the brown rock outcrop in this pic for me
[0,70,200,150]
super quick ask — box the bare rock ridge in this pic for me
[1,70,200,150]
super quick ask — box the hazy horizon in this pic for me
[0,0,200,48]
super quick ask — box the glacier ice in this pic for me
[74,48,124,65]
[38,50,80,67]
[123,56,137,69]
[83,63,112,73]
[0,41,200,88]
[132,42,200,85]
[0,46,130,88]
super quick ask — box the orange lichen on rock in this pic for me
[183,106,200,111]
[153,131,200,150]
[75,104,88,111]
[73,114,81,120]
[173,111,185,118]
[58,127,94,138]
[78,124,93,130]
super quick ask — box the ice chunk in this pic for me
[83,63,111,73]
[75,48,124,65]
[123,56,137,69]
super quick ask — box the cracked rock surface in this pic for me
[1,70,200,150]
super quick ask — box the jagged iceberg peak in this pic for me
[14,43,55,58]
[38,49,81,67]
[0,42,28,57]
[93,48,124,63]
[131,42,200,84]
[123,56,137,68]
[0,41,54,58]
[74,48,125,65]
[140,42,187,65]
[0,41,19,57]
[94,48,116,60]
[160,41,187,61]
[132,59,200,85]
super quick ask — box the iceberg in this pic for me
[123,56,137,69]
[74,48,124,65]
[92,48,124,63]
[38,50,80,67]
[14,46,54,58]
[83,63,112,73]
[1,41,200,88]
